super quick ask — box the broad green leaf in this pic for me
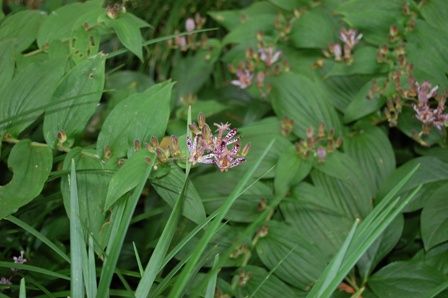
[172,39,221,98]
[420,0,448,33]
[0,141,52,219]
[69,27,101,63]
[378,156,448,211]
[236,265,298,298]
[337,0,404,44]
[421,184,448,250]
[37,1,103,48]
[222,14,277,45]
[152,165,206,224]
[256,221,328,291]
[406,20,448,89]
[61,148,111,250]
[344,125,395,193]
[281,182,354,257]
[0,39,15,93]
[368,260,447,298]
[270,72,342,138]
[176,99,228,121]
[43,55,105,147]
[344,78,386,122]
[194,172,273,223]
[274,146,312,198]
[323,47,387,76]
[322,74,373,112]
[312,152,373,219]
[105,149,152,210]
[268,0,309,10]
[0,57,65,135]
[0,10,45,52]
[97,81,173,160]
[357,215,404,280]
[290,7,337,49]
[107,13,146,60]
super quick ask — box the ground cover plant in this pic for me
[0,0,448,297]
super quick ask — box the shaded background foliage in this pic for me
[0,0,447,297]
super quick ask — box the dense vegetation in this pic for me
[0,0,447,297]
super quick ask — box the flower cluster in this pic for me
[413,81,448,131]
[0,251,27,286]
[295,124,342,163]
[327,28,362,63]
[146,135,182,165]
[170,13,207,51]
[186,114,250,172]
[229,34,287,96]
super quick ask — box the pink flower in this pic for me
[329,43,342,61]
[339,28,363,49]
[186,116,249,172]
[416,81,438,104]
[258,47,282,66]
[231,69,253,89]
[185,18,196,33]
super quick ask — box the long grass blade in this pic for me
[19,278,26,298]
[134,106,193,297]
[69,160,85,298]
[97,157,156,297]
[0,262,69,280]
[204,254,220,298]
[86,235,97,298]
[168,139,275,297]
[132,242,144,277]
[5,215,70,263]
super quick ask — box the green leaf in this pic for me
[0,39,15,93]
[69,160,85,298]
[0,141,52,219]
[270,72,342,138]
[61,148,111,250]
[43,55,105,147]
[169,140,275,297]
[343,77,386,122]
[37,1,103,48]
[324,47,387,77]
[152,165,206,224]
[256,221,328,291]
[237,265,298,298]
[274,146,312,198]
[312,152,373,219]
[290,7,337,49]
[19,278,26,298]
[344,125,395,193]
[268,0,310,10]
[205,255,220,298]
[378,156,448,211]
[194,172,273,223]
[69,27,101,63]
[0,57,65,135]
[222,14,277,45]
[421,184,448,250]
[108,13,145,60]
[0,10,45,52]
[97,81,173,160]
[105,149,152,210]
[420,0,448,33]
[368,260,448,298]
[172,39,221,98]
[337,0,404,44]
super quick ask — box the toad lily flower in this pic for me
[231,68,253,89]
[413,81,448,130]
[339,28,362,60]
[258,47,282,66]
[186,114,250,172]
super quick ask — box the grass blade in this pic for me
[87,235,97,298]
[0,262,69,280]
[69,160,85,298]
[204,254,220,298]
[5,215,70,263]
[97,157,156,297]
[135,106,193,297]
[307,164,421,298]
[132,242,144,277]
[168,139,275,297]
[19,278,26,298]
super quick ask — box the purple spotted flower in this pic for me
[186,114,250,172]
[231,69,253,89]
[339,28,363,49]
[258,47,282,66]
[413,81,448,130]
